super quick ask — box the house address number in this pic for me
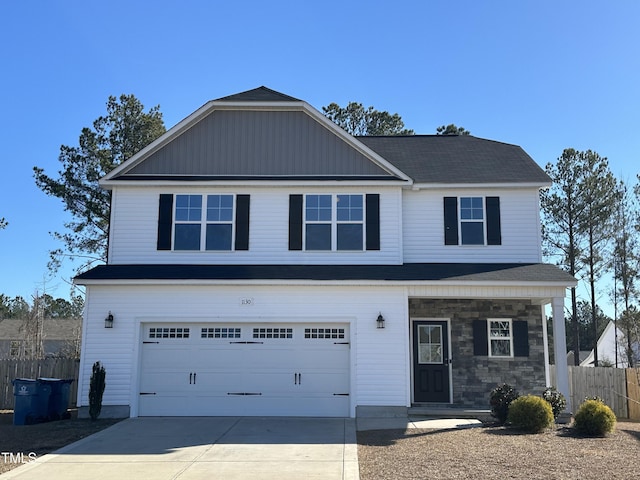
[240,297,254,306]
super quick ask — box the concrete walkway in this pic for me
[3,417,359,480]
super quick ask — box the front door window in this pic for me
[418,325,443,364]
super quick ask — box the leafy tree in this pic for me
[541,149,589,364]
[436,124,470,135]
[0,217,6,229]
[322,102,414,136]
[578,151,619,366]
[34,94,166,273]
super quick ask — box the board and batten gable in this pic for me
[77,284,410,416]
[113,108,399,179]
[107,185,404,265]
[402,187,543,263]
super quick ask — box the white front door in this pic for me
[139,323,350,417]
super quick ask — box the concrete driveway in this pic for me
[3,417,359,480]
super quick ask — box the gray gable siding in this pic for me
[123,110,394,178]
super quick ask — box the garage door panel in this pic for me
[139,322,350,417]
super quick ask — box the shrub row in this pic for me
[489,383,616,436]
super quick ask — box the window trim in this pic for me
[172,194,236,251]
[487,318,514,358]
[459,196,486,245]
[303,193,365,251]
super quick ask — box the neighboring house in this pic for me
[0,318,82,358]
[74,86,576,418]
[581,321,640,367]
[566,350,592,366]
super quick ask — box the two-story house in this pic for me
[74,87,575,419]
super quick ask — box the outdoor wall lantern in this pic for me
[376,313,385,329]
[105,312,114,329]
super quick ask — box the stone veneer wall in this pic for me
[409,299,546,408]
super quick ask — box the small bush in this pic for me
[507,395,554,433]
[573,399,616,436]
[542,386,566,420]
[89,361,106,421]
[490,383,519,424]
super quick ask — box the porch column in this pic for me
[552,295,572,412]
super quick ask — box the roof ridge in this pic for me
[214,86,302,102]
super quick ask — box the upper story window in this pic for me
[444,196,501,246]
[174,194,234,250]
[157,193,250,252]
[304,194,364,251]
[460,197,485,245]
[289,193,380,252]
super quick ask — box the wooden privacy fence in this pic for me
[550,366,640,420]
[0,358,80,410]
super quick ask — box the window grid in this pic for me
[460,196,485,245]
[201,327,241,339]
[304,194,364,251]
[488,319,513,357]
[252,328,293,339]
[304,328,346,339]
[149,327,190,339]
[174,194,235,251]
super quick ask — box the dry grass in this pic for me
[0,410,121,474]
[358,421,640,480]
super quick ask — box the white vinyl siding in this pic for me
[108,186,403,265]
[402,188,542,263]
[78,284,409,417]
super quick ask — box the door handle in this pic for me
[189,372,192,384]
[193,372,197,384]
[294,373,302,385]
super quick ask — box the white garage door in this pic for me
[139,322,350,417]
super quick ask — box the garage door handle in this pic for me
[189,372,192,384]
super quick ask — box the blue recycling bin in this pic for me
[38,378,74,420]
[12,379,51,425]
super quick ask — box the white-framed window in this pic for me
[488,319,513,357]
[304,194,364,251]
[174,194,235,251]
[459,196,485,245]
[10,340,21,357]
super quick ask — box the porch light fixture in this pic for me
[105,312,114,329]
[376,313,385,329]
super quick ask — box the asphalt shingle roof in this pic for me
[215,86,302,103]
[75,263,575,284]
[357,135,551,184]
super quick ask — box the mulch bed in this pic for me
[358,421,640,480]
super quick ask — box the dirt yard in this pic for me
[0,410,121,474]
[358,420,640,480]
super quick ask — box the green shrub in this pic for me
[573,399,616,436]
[507,395,555,433]
[542,386,566,420]
[489,383,519,424]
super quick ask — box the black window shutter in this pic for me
[444,197,459,245]
[157,194,173,250]
[289,195,303,250]
[513,321,529,357]
[473,320,488,356]
[486,196,502,245]
[234,195,250,251]
[365,194,380,251]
